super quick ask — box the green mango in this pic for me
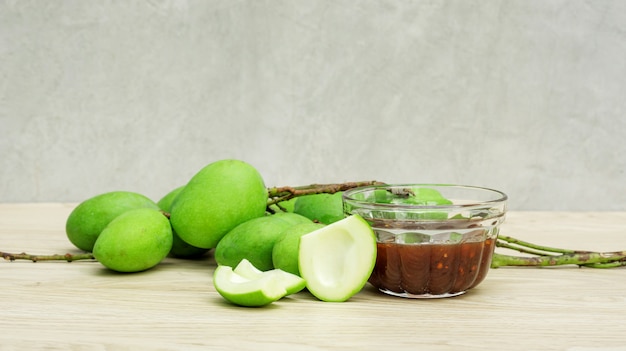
[293,192,345,224]
[270,212,314,226]
[214,215,296,271]
[66,191,159,252]
[156,185,185,212]
[157,185,209,259]
[169,159,268,249]
[93,208,173,273]
[272,222,326,276]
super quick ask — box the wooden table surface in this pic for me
[1,203,625,350]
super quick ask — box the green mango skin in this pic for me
[396,187,453,220]
[66,191,159,252]
[156,185,185,212]
[169,159,268,249]
[93,208,173,273]
[293,192,345,224]
[214,215,300,271]
[270,212,314,226]
[272,222,326,276]
[157,186,209,259]
[268,197,297,213]
[168,233,210,259]
[402,187,453,206]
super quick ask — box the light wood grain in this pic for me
[1,204,626,350]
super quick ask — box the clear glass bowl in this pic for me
[343,184,507,299]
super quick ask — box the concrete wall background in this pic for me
[1,1,625,210]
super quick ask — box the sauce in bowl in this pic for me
[343,184,507,298]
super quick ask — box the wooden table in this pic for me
[1,203,625,350]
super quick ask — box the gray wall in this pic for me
[1,1,625,210]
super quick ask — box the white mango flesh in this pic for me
[298,215,376,302]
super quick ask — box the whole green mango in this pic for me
[157,185,209,259]
[93,208,173,272]
[272,221,325,276]
[156,185,185,212]
[214,212,314,271]
[169,159,268,249]
[294,192,345,224]
[66,191,159,252]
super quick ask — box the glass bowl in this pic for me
[343,184,507,299]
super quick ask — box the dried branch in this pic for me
[492,235,626,269]
[267,180,385,206]
[1,251,95,262]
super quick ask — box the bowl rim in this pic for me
[342,183,508,211]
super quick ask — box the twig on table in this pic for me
[1,251,95,262]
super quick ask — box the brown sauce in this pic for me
[369,238,495,296]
